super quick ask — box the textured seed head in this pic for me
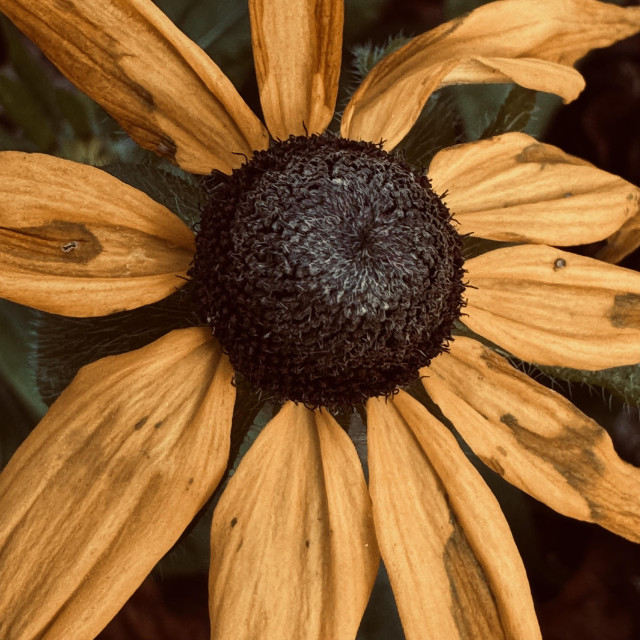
[190,134,465,408]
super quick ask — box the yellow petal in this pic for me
[597,210,640,263]
[464,244,640,369]
[424,337,640,542]
[0,328,235,640]
[429,133,639,245]
[0,0,268,174]
[209,403,379,640]
[0,152,194,317]
[367,392,540,640]
[249,0,343,139]
[341,0,640,148]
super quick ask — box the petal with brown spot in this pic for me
[0,0,268,174]
[464,244,640,369]
[209,403,379,640]
[0,152,195,317]
[341,0,640,148]
[367,392,540,640]
[0,328,235,640]
[424,336,640,542]
[249,0,343,139]
[429,133,639,245]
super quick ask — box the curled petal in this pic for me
[209,403,379,640]
[464,244,640,370]
[0,0,268,173]
[597,210,640,264]
[0,329,235,640]
[341,0,640,148]
[424,337,640,542]
[367,392,540,640]
[249,0,343,139]
[0,152,194,317]
[429,133,639,245]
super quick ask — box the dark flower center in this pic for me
[190,134,465,408]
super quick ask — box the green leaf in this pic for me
[0,74,56,151]
[153,0,253,90]
[54,88,94,140]
[0,15,58,113]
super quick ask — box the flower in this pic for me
[1,0,640,638]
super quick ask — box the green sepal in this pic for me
[397,87,463,168]
[533,363,640,408]
[480,84,538,139]
[0,300,47,418]
[350,36,409,85]
[452,322,640,408]
[35,289,201,406]
[102,162,205,227]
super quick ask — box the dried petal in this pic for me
[342,0,640,148]
[367,392,540,640]
[209,403,379,640]
[0,329,235,640]
[0,0,268,173]
[465,244,640,369]
[0,152,194,316]
[249,0,343,139]
[424,337,640,542]
[429,133,639,245]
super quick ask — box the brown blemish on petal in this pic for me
[1,221,102,266]
[516,143,565,166]
[153,420,164,429]
[443,514,504,638]
[155,133,177,162]
[609,293,640,329]
[499,413,519,429]
[230,517,237,528]
[134,417,148,430]
[499,412,607,520]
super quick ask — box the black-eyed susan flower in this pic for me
[1,0,640,638]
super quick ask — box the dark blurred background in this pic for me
[1,1,640,638]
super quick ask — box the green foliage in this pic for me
[153,0,253,90]
[0,301,46,416]
[535,363,640,408]
[480,84,538,139]
[397,88,463,168]
[102,163,205,227]
[350,35,409,84]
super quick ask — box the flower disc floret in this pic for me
[191,134,465,407]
